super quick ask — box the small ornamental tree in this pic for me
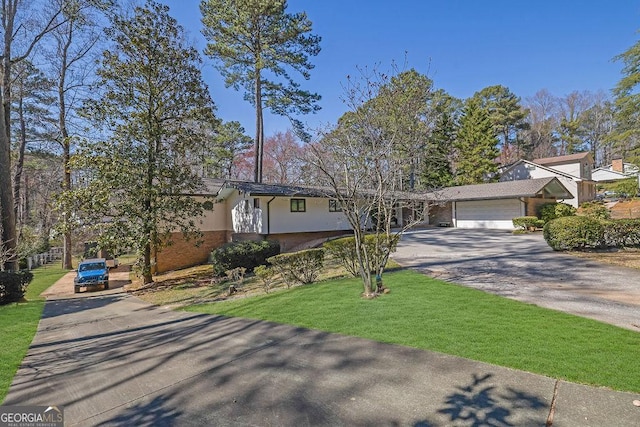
[308,65,430,297]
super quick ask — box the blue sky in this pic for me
[161,0,640,138]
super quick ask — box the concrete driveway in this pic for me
[392,228,640,331]
[4,294,639,426]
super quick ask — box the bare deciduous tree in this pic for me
[307,65,429,297]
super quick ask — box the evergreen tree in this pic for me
[200,0,321,183]
[75,1,218,283]
[474,85,529,163]
[613,37,640,166]
[454,98,499,185]
[420,90,459,188]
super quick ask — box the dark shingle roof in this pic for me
[196,178,331,197]
[427,177,573,202]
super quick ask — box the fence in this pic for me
[26,247,63,270]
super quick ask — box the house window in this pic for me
[290,198,306,212]
[329,199,342,212]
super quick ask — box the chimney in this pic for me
[612,158,624,173]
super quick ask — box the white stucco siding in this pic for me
[267,197,351,234]
[192,196,229,231]
[454,199,524,230]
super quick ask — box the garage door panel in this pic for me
[456,199,522,229]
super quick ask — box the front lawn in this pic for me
[0,265,68,402]
[186,269,640,393]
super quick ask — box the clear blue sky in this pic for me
[161,0,640,138]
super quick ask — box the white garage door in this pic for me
[455,199,523,229]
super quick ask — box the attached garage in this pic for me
[427,177,574,230]
[455,199,524,229]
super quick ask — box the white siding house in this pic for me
[500,152,596,208]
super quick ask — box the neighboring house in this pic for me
[427,177,573,230]
[155,179,427,273]
[499,152,596,207]
[592,158,640,183]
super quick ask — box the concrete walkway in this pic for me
[4,291,640,426]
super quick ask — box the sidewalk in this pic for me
[4,292,639,426]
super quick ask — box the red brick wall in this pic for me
[155,230,231,273]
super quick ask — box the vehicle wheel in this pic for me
[74,286,80,293]
[104,283,109,290]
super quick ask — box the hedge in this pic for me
[543,216,640,251]
[512,216,540,231]
[268,248,325,286]
[602,219,640,248]
[0,270,34,305]
[543,216,605,250]
[210,240,280,276]
[323,234,398,277]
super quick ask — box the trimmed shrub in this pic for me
[602,219,640,248]
[578,201,610,220]
[254,265,276,293]
[323,234,398,277]
[543,216,604,251]
[538,202,576,223]
[210,240,280,276]
[512,216,539,231]
[0,270,34,305]
[268,248,325,286]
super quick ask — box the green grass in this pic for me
[0,265,69,403]
[186,269,640,393]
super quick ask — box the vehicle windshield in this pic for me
[79,262,106,272]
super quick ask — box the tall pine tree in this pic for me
[200,0,321,183]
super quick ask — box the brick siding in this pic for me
[155,230,231,273]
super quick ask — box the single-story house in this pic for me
[155,178,427,273]
[426,177,573,230]
[499,152,596,208]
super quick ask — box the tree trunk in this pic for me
[143,241,153,284]
[0,100,17,271]
[254,71,264,183]
[14,87,27,227]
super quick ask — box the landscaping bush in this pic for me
[538,202,576,223]
[602,219,640,248]
[254,265,276,293]
[323,234,398,277]
[268,248,325,286]
[0,270,34,305]
[543,216,604,251]
[210,240,280,276]
[512,216,539,231]
[578,201,610,220]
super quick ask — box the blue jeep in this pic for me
[74,258,109,293]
